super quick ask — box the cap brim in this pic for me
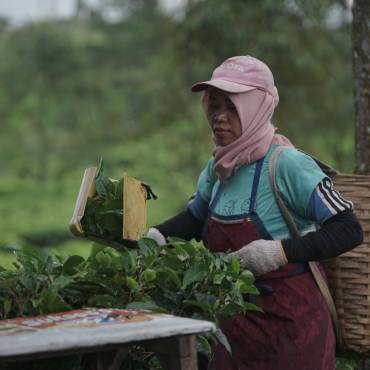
[191,79,256,93]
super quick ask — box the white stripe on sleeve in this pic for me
[317,179,353,214]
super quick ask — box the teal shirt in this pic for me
[190,145,328,240]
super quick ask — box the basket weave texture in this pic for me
[324,174,370,353]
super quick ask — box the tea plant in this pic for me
[0,237,260,368]
[80,158,124,241]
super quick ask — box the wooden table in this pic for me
[0,308,216,370]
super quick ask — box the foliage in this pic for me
[0,237,259,368]
[0,0,355,181]
[0,237,259,322]
[0,0,356,253]
[336,351,369,370]
[81,159,124,240]
[0,1,365,367]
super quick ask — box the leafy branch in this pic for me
[0,238,260,368]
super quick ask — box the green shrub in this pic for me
[0,237,260,369]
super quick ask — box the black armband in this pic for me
[282,210,363,263]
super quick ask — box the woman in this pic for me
[147,55,363,370]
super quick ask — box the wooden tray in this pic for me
[69,167,148,249]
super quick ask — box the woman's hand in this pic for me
[231,240,288,276]
[146,227,166,246]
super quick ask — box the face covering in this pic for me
[203,87,293,181]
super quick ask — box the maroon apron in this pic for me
[204,158,335,370]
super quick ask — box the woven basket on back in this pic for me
[323,174,370,353]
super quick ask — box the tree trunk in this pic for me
[353,0,370,174]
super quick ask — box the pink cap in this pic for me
[191,55,276,95]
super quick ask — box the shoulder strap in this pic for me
[268,145,343,349]
[297,149,339,178]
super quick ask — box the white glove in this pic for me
[231,239,288,276]
[146,227,166,246]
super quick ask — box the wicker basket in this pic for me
[323,174,370,353]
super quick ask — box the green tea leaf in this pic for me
[95,159,115,198]
[138,238,159,256]
[160,249,186,270]
[215,328,232,354]
[39,290,72,314]
[182,262,208,289]
[157,267,182,289]
[2,299,11,317]
[141,269,157,283]
[88,294,116,307]
[213,274,224,285]
[50,275,74,291]
[63,255,85,275]
[229,256,240,275]
[240,270,255,284]
[126,277,140,291]
[197,335,212,359]
[95,251,112,267]
[183,299,212,314]
[243,301,263,312]
[0,277,18,289]
[80,160,126,240]
[126,301,167,313]
[120,249,137,273]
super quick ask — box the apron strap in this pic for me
[268,145,343,350]
[249,157,265,213]
[208,182,224,213]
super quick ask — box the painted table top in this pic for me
[0,308,216,358]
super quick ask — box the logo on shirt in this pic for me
[240,199,250,214]
[223,200,238,215]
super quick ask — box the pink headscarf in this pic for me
[192,56,293,180]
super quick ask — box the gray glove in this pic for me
[231,239,287,276]
[146,227,166,246]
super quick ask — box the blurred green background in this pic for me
[0,0,355,267]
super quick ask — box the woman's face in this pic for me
[206,88,242,146]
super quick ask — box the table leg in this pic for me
[148,335,198,370]
[81,348,128,370]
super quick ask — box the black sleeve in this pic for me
[154,209,205,242]
[282,210,363,263]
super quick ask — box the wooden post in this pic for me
[148,335,198,370]
[82,348,128,370]
[81,336,199,370]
